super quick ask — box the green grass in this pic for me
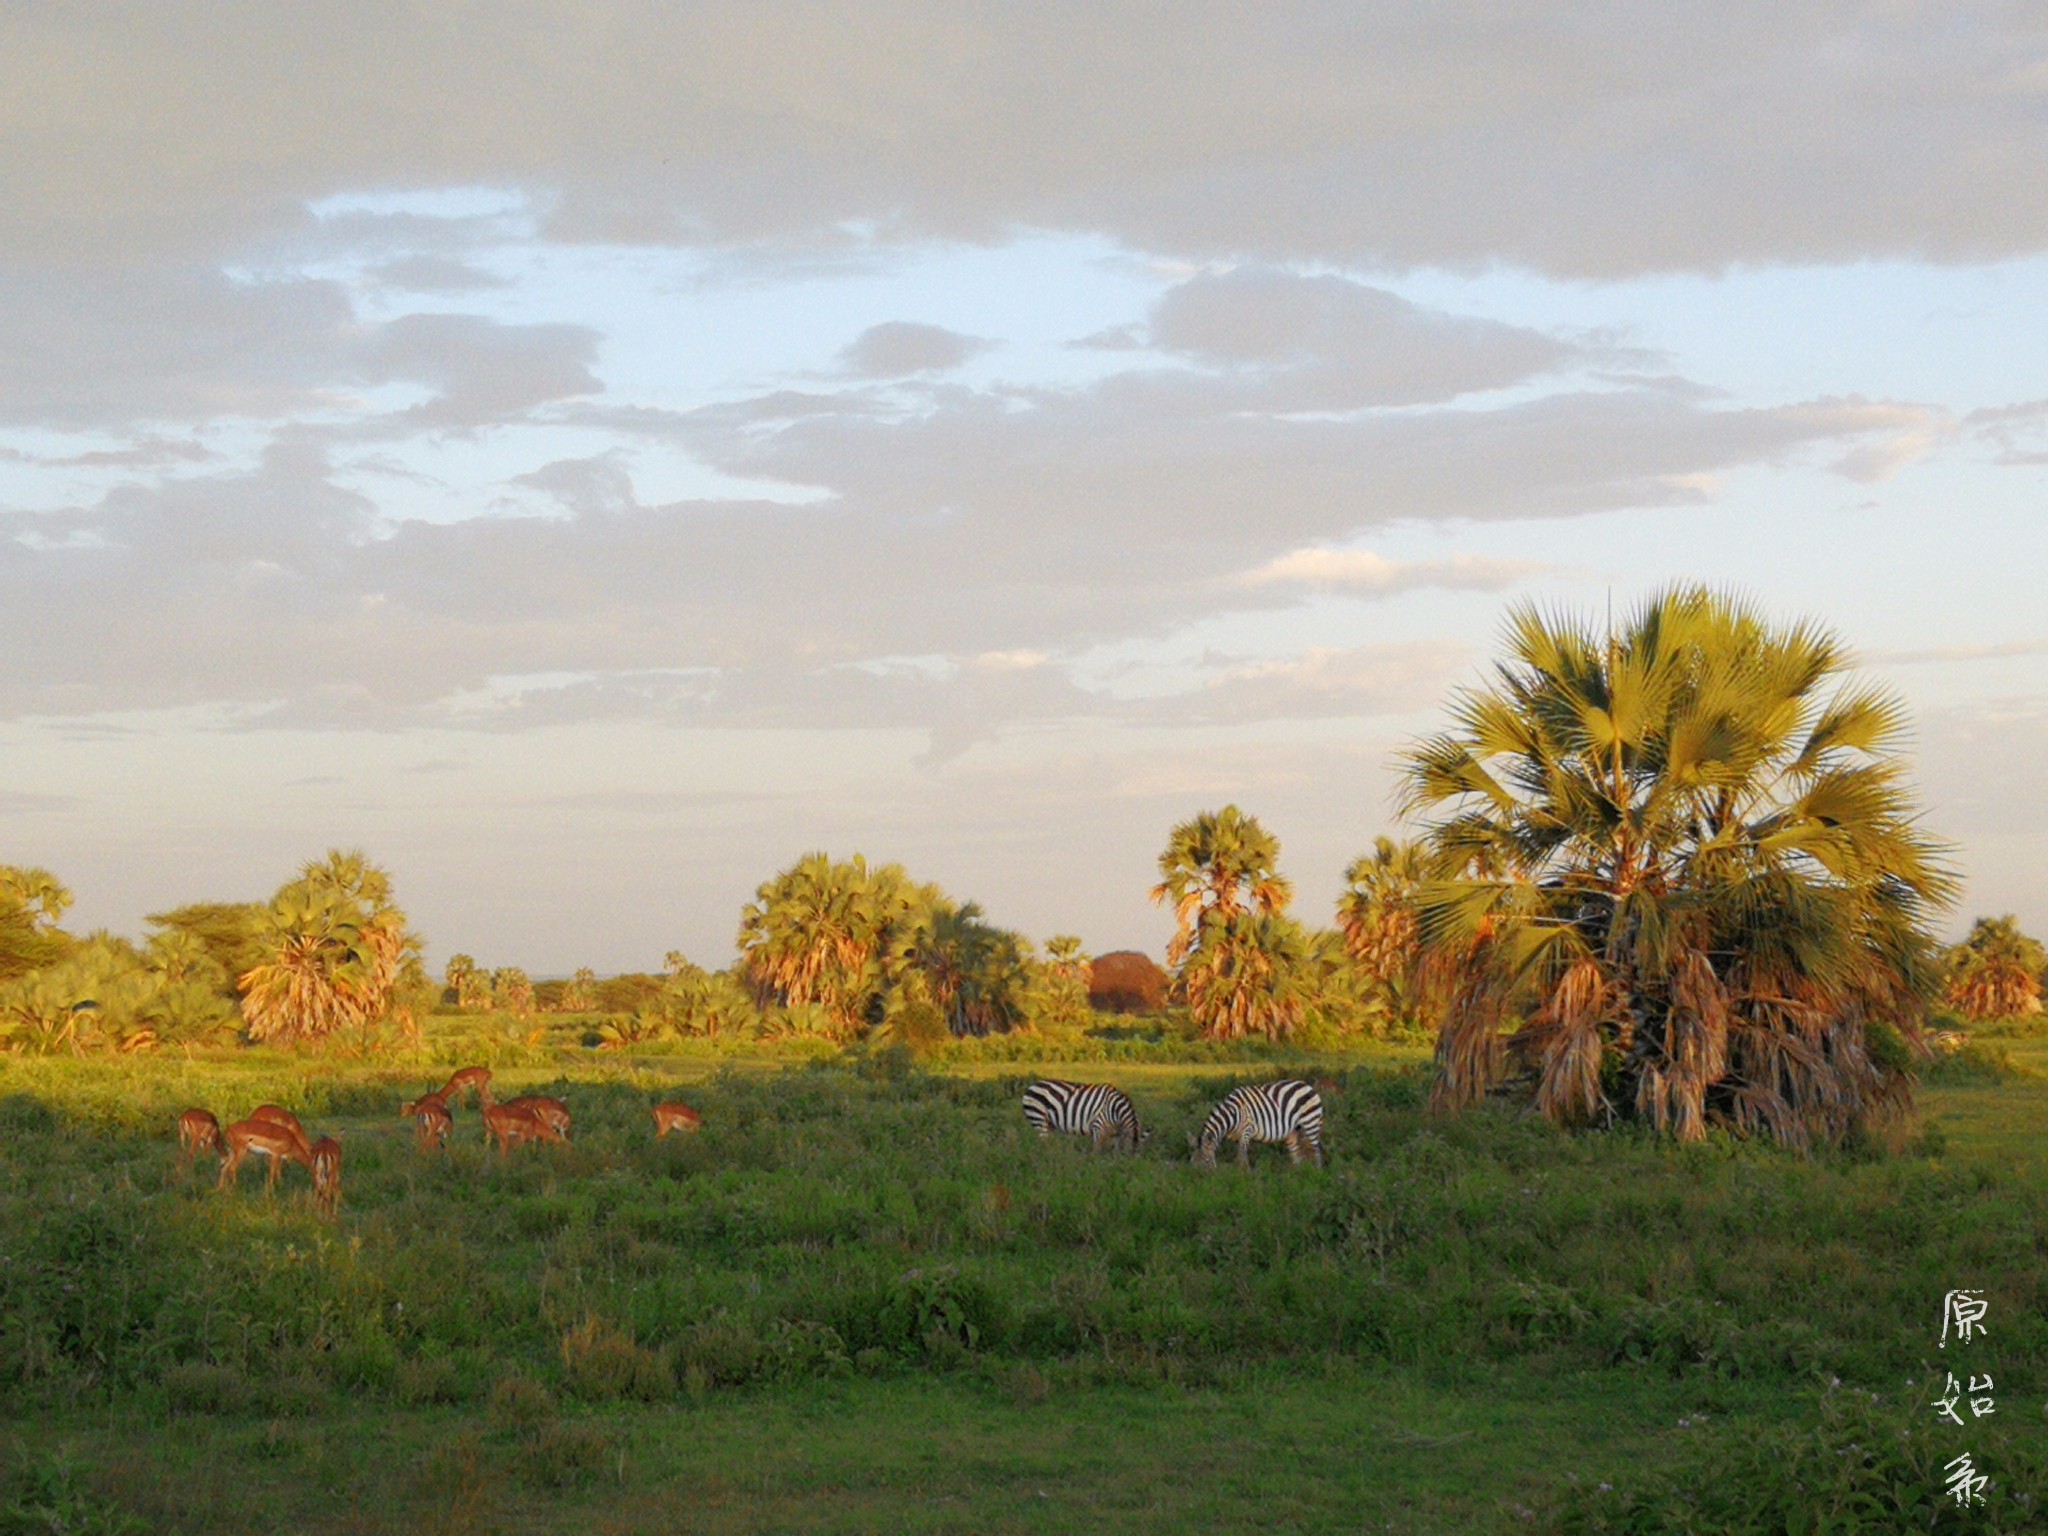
[1,1043,2044,1532]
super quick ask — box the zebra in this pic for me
[1021,1080,1148,1154]
[1189,1080,1324,1168]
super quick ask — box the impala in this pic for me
[401,1092,453,1151]
[248,1104,312,1158]
[217,1117,315,1193]
[309,1137,342,1219]
[439,1066,493,1109]
[652,1102,701,1138]
[500,1094,570,1141]
[176,1108,222,1169]
[482,1101,561,1158]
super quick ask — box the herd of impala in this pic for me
[176,1065,703,1219]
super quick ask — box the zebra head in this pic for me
[1186,1128,1218,1168]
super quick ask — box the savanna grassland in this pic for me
[3,1028,2047,1535]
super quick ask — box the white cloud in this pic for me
[1240,548,1543,592]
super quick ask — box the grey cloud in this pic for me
[365,255,510,293]
[1146,267,1576,406]
[0,265,356,428]
[0,368,1949,730]
[837,322,994,378]
[352,312,602,432]
[6,6,2047,276]
[0,262,601,435]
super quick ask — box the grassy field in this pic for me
[2,1037,2045,1533]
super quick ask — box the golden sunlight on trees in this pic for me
[1153,807,1312,1040]
[1944,915,2046,1020]
[1403,587,1955,1148]
[238,850,419,1047]
[737,852,1034,1045]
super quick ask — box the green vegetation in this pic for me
[1,1043,2044,1531]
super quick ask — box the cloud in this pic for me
[1146,267,1578,406]
[6,7,2048,277]
[0,262,602,435]
[837,321,993,378]
[1240,548,1544,593]
[364,255,510,293]
[0,360,1946,735]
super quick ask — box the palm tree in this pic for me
[1181,909,1315,1040]
[1153,807,1309,1039]
[238,851,418,1046]
[738,853,919,1039]
[1151,806,1293,967]
[1030,935,1093,1031]
[911,901,1030,1036]
[0,865,72,982]
[1403,588,1955,1147]
[1336,836,1431,1027]
[1944,916,2045,1020]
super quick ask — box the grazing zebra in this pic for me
[1021,1080,1147,1153]
[1189,1081,1324,1169]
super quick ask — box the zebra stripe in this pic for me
[1021,1080,1146,1153]
[1190,1080,1324,1168]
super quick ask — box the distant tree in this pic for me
[1153,808,1307,1039]
[1404,588,1954,1147]
[0,865,73,982]
[146,902,266,997]
[239,850,419,1046]
[1086,951,1169,1014]
[911,901,1030,1036]
[1150,806,1292,967]
[1181,909,1315,1040]
[1944,916,2045,1020]
[738,853,920,1039]
[492,966,534,1016]
[555,967,597,1012]
[1336,836,1431,1028]
[1029,935,1093,1030]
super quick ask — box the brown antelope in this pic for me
[500,1094,570,1141]
[652,1102,701,1138]
[439,1066,493,1109]
[218,1117,315,1193]
[248,1104,312,1157]
[401,1092,453,1151]
[482,1101,561,1158]
[177,1108,222,1169]
[309,1137,342,1219]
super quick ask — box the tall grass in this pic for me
[3,1051,2044,1431]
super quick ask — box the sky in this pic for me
[2,3,2046,974]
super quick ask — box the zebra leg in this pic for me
[1236,1128,1253,1168]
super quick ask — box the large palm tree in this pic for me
[1944,916,2045,1020]
[1403,588,1955,1147]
